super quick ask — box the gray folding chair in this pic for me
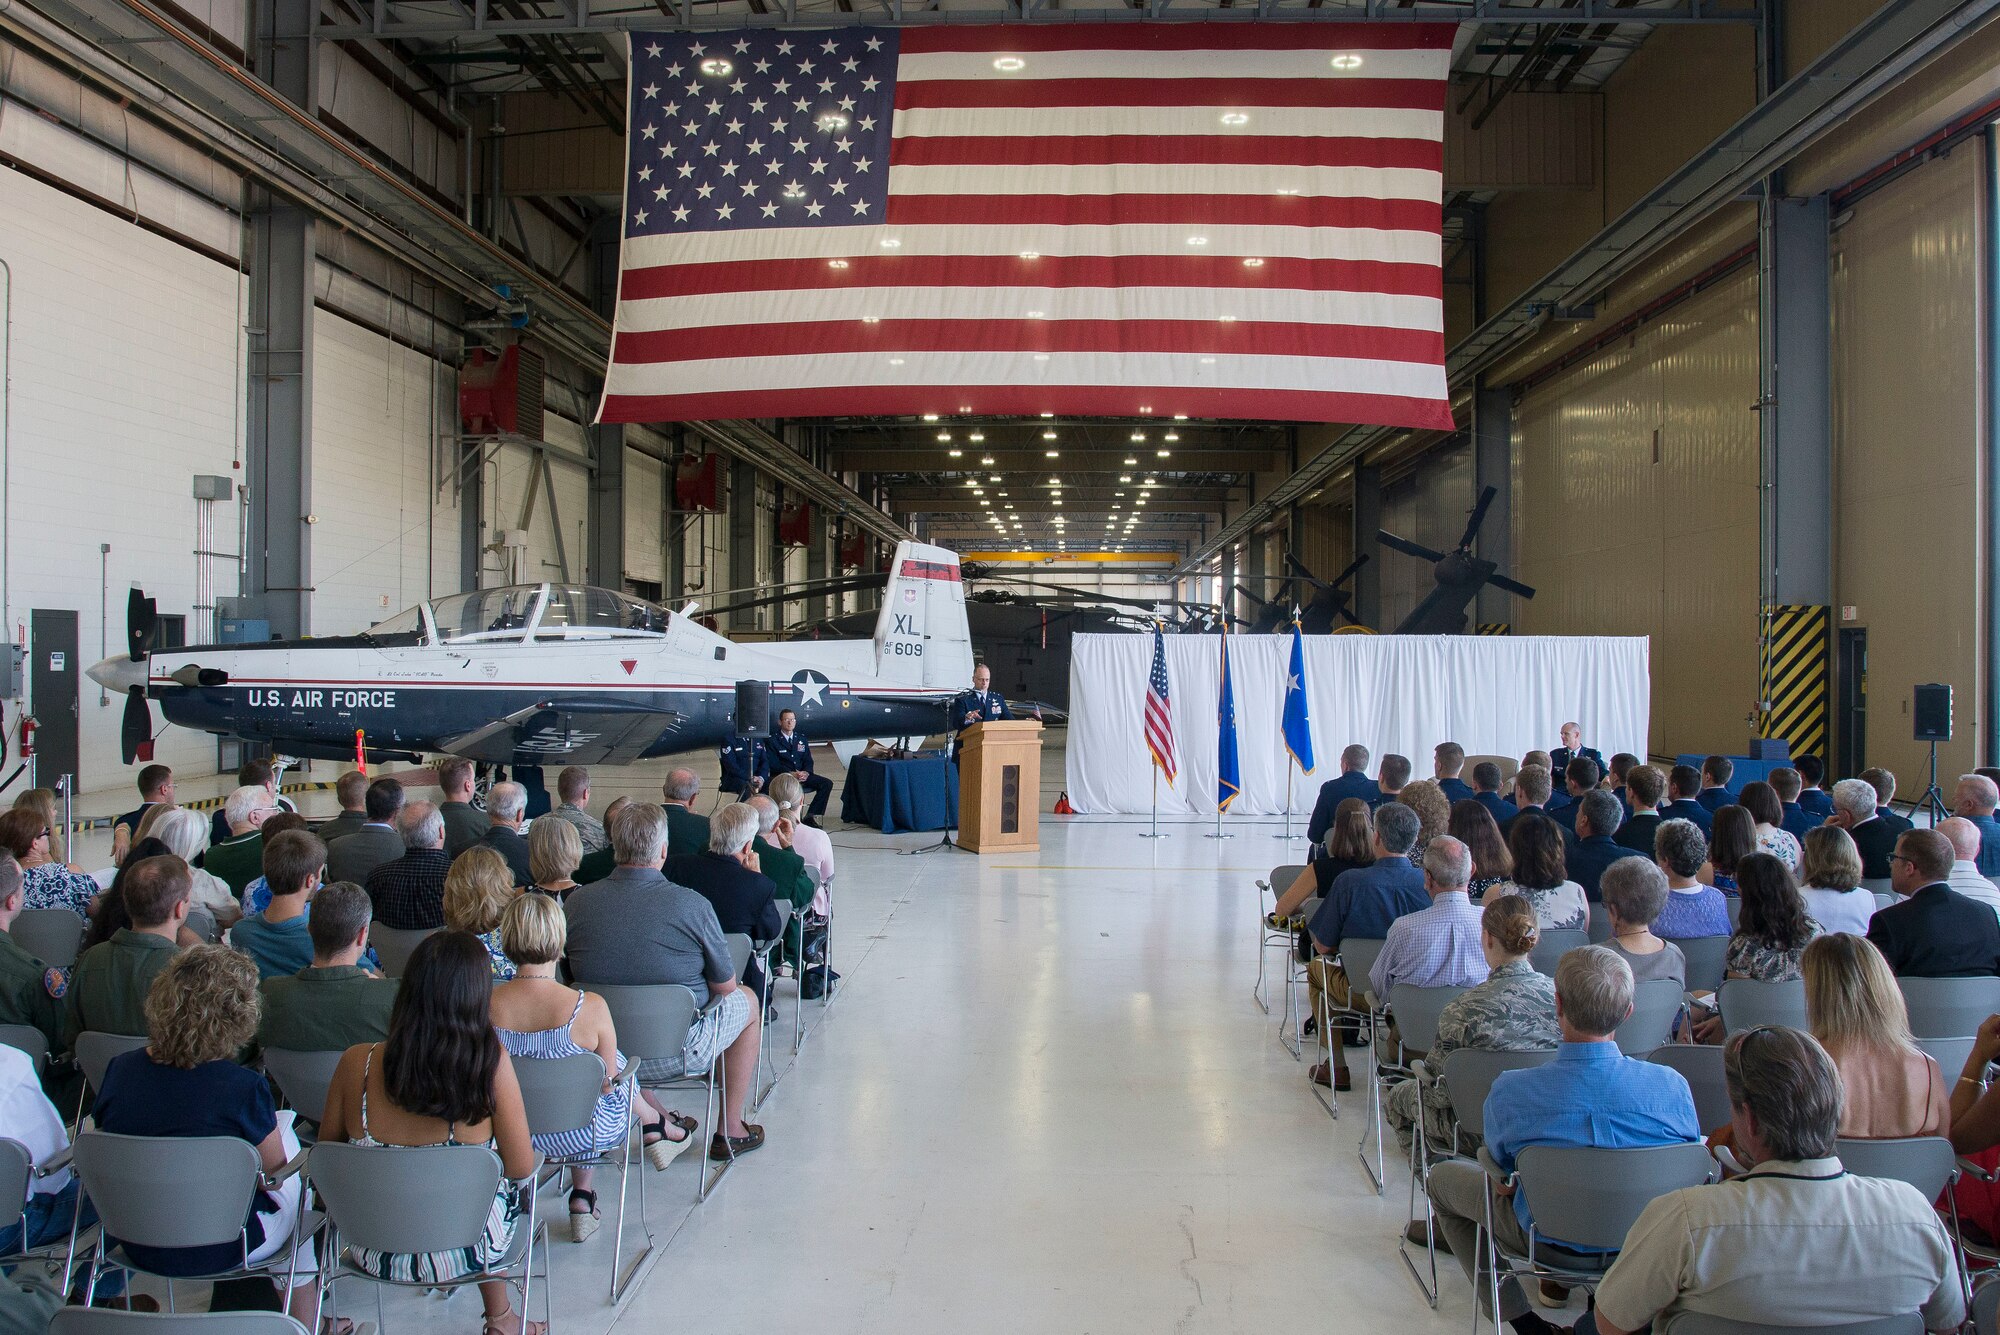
[365,925,435,979]
[54,1311,312,1335]
[1916,1034,1977,1078]
[1899,976,2000,1040]
[722,932,774,1109]
[1836,1136,1958,1198]
[1376,981,1471,1294]
[1322,937,1386,1165]
[1662,1316,1921,1335]
[0,1024,49,1074]
[1717,978,1808,1035]
[750,903,790,1102]
[511,1051,643,1299]
[72,1033,147,1122]
[0,1134,81,1280]
[1616,979,1686,1056]
[71,1131,316,1310]
[1725,896,1742,930]
[1587,903,1613,944]
[1975,1277,1999,1335]
[1254,864,1308,1017]
[590,982,728,1205]
[10,909,83,968]
[789,866,835,1057]
[1528,928,1589,977]
[261,1049,344,1129]
[308,1141,546,1334]
[1649,1043,1732,1130]
[1668,935,1730,996]
[1861,876,1896,896]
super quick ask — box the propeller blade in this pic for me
[1488,573,1538,600]
[120,688,152,765]
[1329,554,1369,588]
[1233,583,1272,609]
[1283,552,1333,591]
[1458,486,1498,551]
[126,588,157,663]
[1376,531,1448,564]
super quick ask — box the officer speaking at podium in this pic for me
[950,664,1013,764]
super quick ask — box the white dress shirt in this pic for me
[1946,860,2000,922]
[0,1044,69,1194]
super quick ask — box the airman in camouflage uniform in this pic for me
[1385,959,1558,1154]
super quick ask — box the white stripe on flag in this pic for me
[890,105,1443,141]
[884,162,1443,201]
[895,47,1451,82]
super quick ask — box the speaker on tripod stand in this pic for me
[1913,683,1952,824]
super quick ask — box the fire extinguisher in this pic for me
[19,716,37,760]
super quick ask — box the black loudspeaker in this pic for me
[734,679,772,737]
[1914,682,1953,743]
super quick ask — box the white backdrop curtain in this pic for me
[1063,634,1651,816]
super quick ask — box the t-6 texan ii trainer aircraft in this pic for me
[87,541,973,768]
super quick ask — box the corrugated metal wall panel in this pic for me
[1831,147,1985,783]
[625,449,666,586]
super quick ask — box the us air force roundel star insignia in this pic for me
[43,967,67,999]
[792,670,831,708]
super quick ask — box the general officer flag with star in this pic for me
[1282,619,1315,775]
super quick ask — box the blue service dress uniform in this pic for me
[1549,745,1608,785]
[765,728,833,820]
[949,688,1014,762]
[719,735,768,800]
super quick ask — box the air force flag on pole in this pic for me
[1282,620,1315,774]
[1216,628,1240,812]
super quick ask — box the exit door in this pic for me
[30,611,79,796]
[1838,627,1867,780]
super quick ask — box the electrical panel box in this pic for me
[219,618,272,644]
[191,475,233,501]
[0,643,22,697]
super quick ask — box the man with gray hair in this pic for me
[1305,801,1428,1091]
[1954,772,2000,875]
[1829,776,1898,879]
[364,800,451,930]
[1425,946,1701,1335]
[565,803,766,1162]
[661,768,711,858]
[1369,835,1487,1001]
[665,803,783,997]
[1583,1027,1962,1335]
[203,785,279,898]
[747,795,813,913]
[479,781,533,887]
[1937,817,2000,920]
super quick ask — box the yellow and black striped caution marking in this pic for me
[1760,604,1831,759]
[1475,623,1512,636]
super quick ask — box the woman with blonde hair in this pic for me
[1804,932,1947,1138]
[1798,825,1876,937]
[444,846,519,979]
[1396,780,1452,863]
[526,818,582,900]
[767,773,834,897]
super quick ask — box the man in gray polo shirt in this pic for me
[564,802,766,1162]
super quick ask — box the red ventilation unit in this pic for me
[674,453,722,511]
[458,345,545,438]
[779,502,813,547]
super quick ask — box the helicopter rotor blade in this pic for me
[1458,486,1498,551]
[1377,531,1448,564]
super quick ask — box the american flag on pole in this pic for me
[1145,620,1178,784]
[596,24,1455,428]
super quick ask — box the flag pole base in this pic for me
[1138,832,1171,839]
[1205,832,1235,839]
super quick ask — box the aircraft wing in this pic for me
[436,697,686,767]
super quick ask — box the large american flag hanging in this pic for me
[596,24,1454,428]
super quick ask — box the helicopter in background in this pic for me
[1377,486,1538,635]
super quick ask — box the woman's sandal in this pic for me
[642,1112,699,1171]
[568,1187,600,1244]
[481,1316,547,1335]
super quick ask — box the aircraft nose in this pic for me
[87,656,146,693]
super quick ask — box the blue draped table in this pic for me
[841,754,959,833]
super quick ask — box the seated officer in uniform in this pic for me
[719,734,767,802]
[765,709,832,825]
[950,664,1014,763]
[1548,721,1607,793]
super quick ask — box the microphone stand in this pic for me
[905,696,967,856]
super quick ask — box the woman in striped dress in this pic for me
[488,894,698,1243]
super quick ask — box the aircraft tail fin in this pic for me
[873,542,973,689]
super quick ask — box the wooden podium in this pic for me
[958,720,1043,853]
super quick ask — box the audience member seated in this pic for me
[1738,780,1802,873]
[1370,837,1489,1003]
[1955,773,2000,877]
[1948,1014,2000,1159]
[1660,764,1714,834]
[1612,765,1664,855]
[1599,859,1685,987]
[1549,724,1606,798]
[1696,754,1734,811]
[231,830,329,980]
[1652,819,1731,939]
[65,854,189,1044]
[207,760,296,846]
[1938,816,2000,918]
[1433,743,1474,803]
[747,795,814,913]
[318,932,543,1335]
[491,894,694,1244]
[435,757,485,859]
[1704,806,1756,892]
[237,813,308,918]
[1867,827,2000,978]
[768,774,835,896]
[1384,893,1556,1158]
[1803,933,1947,1138]
[1469,762,1519,827]
[1449,800,1512,900]
[326,779,406,886]
[1861,766,1915,833]
[111,763,174,867]
[445,846,520,980]
[366,801,452,931]
[1397,780,1451,863]
[550,765,609,855]
[203,787,277,899]
[0,1042,119,1300]
[1486,812,1586,932]
[82,838,191,952]
[575,796,630,885]
[527,818,582,901]
[313,770,370,846]
[1504,764,1555,834]
[664,803,784,998]
[0,808,95,919]
[1549,758,1601,834]
[1272,798,1373,926]
[0,853,61,1054]
[256,880,397,1056]
[92,946,322,1326]
[151,808,240,928]
[564,804,765,1161]
[1606,753,1637,811]
[1725,853,1820,984]
[1581,1027,1962,1335]
[1797,825,1878,937]
[478,783,534,888]
[1305,803,1426,1093]
[1373,753,1411,808]
[1828,777,1898,880]
[1306,744,1377,847]
[1425,947,1702,1335]
[1792,753,1834,819]
[661,768,711,858]
[1769,766,1818,842]
[1565,790,1632,902]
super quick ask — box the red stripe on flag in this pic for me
[898,559,962,582]
[894,76,1446,112]
[890,134,1443,171]
[897,24,1456,53]
[883,194,1441,231]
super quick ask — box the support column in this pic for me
[586,422,624,590]
[245,0,317,636]
[1352,463,1382,630]
[729,461,759,631]
[806,506,829,625]
[666,426,686,600]
[1473,379,1515,627]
